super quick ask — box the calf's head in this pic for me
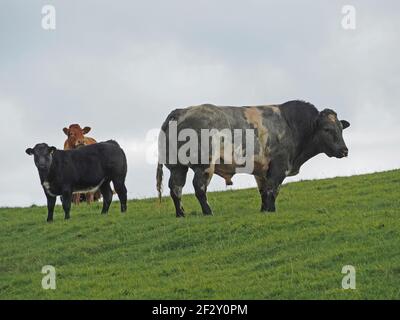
[63,124,91,148]
[315,109,350,158]
[26,143,57,172]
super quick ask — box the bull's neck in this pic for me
[292,135,321,171]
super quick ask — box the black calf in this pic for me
[26,140,128,222]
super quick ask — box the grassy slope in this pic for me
[0,169,399,300]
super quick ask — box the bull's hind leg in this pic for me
[192,166,213,216]
[100,182,113,214]
[168,166,188,217]
[113,178,127,213]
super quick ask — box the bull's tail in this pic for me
[156,163,163,203]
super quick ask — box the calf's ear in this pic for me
[82,126,91,134]
[25,148,34,155]
[63,128,69,135]
[340,120,350,129]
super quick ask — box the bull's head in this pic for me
[315,109,350,158]
[63,124,91,148]
[26,143,57,173]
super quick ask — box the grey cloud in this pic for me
[0,0,399,207]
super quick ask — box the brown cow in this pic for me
[63,124,101,205]
[63,124,97,150]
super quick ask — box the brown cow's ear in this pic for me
[25,148,34,155]
[63,128,69,135]
[82,127,91,134]
[341,120,350,129]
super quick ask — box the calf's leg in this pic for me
[61,189,72,219]
[168,166,188,217]
[113,179,127,213]
[100,182,113,214]
[46,194,56,222]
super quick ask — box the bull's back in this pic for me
[162,105,233,132]
[162,104,283,132]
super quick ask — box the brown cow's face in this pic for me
[316,109,350,158]
[63,124,91,148]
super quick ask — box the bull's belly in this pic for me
[214,158,269,185]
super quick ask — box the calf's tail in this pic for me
[156,163,163,203]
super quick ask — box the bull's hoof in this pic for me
[47,219,53,223]
[64,215,70,220]
[203,210,213,216]
[176,206,185,218]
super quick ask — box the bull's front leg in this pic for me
[61,189,72,220]
[45,194,56,222]
[256,160,287,212]
[263,183,281,212]
[254,176,269,212]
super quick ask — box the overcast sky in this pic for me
[1,0,399,207]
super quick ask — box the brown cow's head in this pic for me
[63,124,91,148]
[315,109,350,158]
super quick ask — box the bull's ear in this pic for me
[25,148,34,155]
[341,120,350,129]
[82,127,91,134]
[49,146,57,154]
[63,128,69,135]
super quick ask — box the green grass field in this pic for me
[1,169,399,299]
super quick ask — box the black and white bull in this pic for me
[156,100,350,217]
[26,140,128,222]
